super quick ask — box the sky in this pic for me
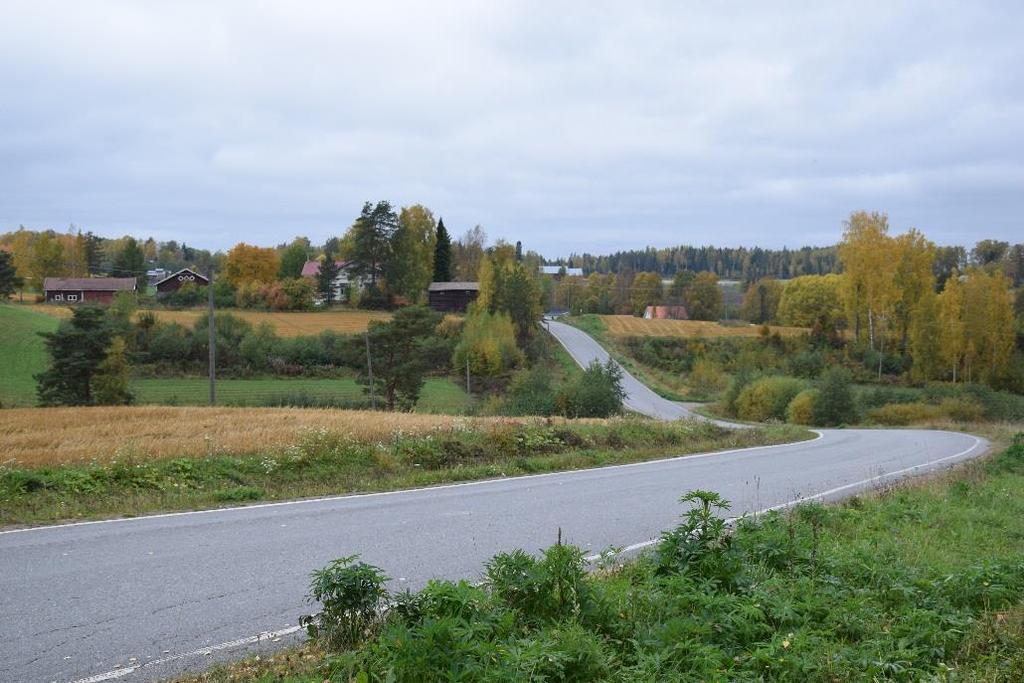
[1,1,1022,257]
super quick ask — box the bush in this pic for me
[556,360,626,418]
[453,310,523,377]
[786,388,819,425]
[868,402,943,425]
[787,349,825,378]
[687,358,728,398]
[502,366,557,416]
[735,376,804,422]
[939,398,985,422]
[813,366,856,426]
[719,367,757,416]
[300,555,389,652]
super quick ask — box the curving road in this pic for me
[0,322,989,683]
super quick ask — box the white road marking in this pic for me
[2,431,825,536]
[68,434,986,683]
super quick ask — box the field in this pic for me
[129,377,468,412]
[599,314,806,338]
[0,305,58,407]
[25,304,391,337]
[0,406,555,467]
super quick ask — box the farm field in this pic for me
[599,314,806,338]
[130,377,468,413]
[24,304,391,336]
[0,305,58,407]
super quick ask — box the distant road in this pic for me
[0,322,989,683]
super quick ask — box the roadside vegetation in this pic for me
[0,416,808,525]
[180,433,1024,682]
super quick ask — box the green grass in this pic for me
[0,420,809,526]
[129,377,470,413]
[0,304,58,407]
[177,434,1024,683]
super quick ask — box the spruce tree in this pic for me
[0,251,23,298]
[317,253,342,305]
[36,306,113,406]
[433,218,453,282]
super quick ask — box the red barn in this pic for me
[43,277,137,304]
[154,268,210,297]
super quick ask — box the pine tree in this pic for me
[350,201,398,287]
[317,253,342,305]
[433,218,452,282]
[0,251,23,298]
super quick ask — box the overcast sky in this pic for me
[1,1,1021,256]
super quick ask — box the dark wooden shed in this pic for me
[427,282,480,313]
[154,268,210,296]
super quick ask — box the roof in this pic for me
[644,305,688,320]
[300,260,351,277]
[153,268,209,287]
[43,277,137,292]
[539,265,584,276]
[428,281,480,292]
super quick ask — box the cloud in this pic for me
[0,0,1021,253]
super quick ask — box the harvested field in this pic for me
[599,315,806,338]
[0,406,581,467]
[26,305,391,337]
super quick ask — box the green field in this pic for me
[130,377,470,413]
[0,305,58,407]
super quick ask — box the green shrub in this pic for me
[719,366,757,417]
[813,366,856,426]
[556,359,625,418]
[868,402,943,425]
[735,376,804,422]
[786,388,820,425]
[939,398,985,422]
[452,309,523,377]
[687,358,728,398]
[300,555,389,652]
[502,366,557,416]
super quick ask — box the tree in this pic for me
[360,306,446,410]
[892,229,936,351]
[556,360,625,418]
[740,278,783,324]
[317,254,342,306]
[454,225,486,280]
[433,218,453,282]
[813,367,855,426]
[478,257,542,343]
[389,205,436,301]
[961,268,1015,385]
[350,201,398,287]
[668,269,695,303]
[937,271,966,382]
[29,232,65,289]
[684,272,723,320]
[91,336,133,405]
[971,239,1010,267]
[83,231,104,273]
[776,274,843,328]
[223,243,280,287]
[630,272,664,315]
[0,251,23,298]
[111,236,147,288]
[453,309,522,377]
[36,306,113,406]
[838,211,897,346]
[279,237,310,279]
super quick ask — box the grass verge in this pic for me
[0,419,809,526]
[177,432,1024,683]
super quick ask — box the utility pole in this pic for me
[208,270,216,406]
[466,357,471,395]
[364,331,376,409]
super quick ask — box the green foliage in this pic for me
[868,402,944,425]
[35,306,114,406]
[453,309,523,377]
[556,359,625,418]
[684,271,724,320]
[813,366,856,426]
[349,200,398,290]
[0,251,23,298]
[786,388,819,425]
[656,490,741,586]
[91,336,134,405]
[360,306,447,410]
[300,555,389,651]
[432,217,452,282]
[389,205,436,301]
[502,366,557,416]
[735,376,804,422]
[279,238,310,279]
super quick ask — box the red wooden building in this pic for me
[43,277,137,304]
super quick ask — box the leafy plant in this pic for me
[300,555,389,651]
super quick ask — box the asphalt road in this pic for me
[1,322,990,683]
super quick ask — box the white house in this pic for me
[300,259,364,303]
[539,265,584,277]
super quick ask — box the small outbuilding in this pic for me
[643,305,689,320]
[428,282,480,313]
[539,265,584,278]
[154,268,210,297]
[43,277,137,304]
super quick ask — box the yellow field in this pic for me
[600,315,807,338]
[0,407,591,467]
[26,305,391,337]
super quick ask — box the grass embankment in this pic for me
[25,304,392,337]
[0,305,58,407]
[0,410,808,525]
[181,434,1024,683]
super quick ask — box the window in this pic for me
[68,294,78,302]
[53,293,63,301]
